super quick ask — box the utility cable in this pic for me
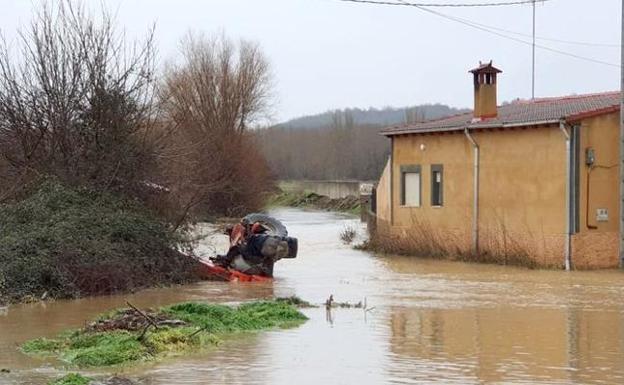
[338,0,620,67]
[417,5,619,47]
[338,0,548,8]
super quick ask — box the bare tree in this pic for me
[160,33,275,219]
[0,1,158,200]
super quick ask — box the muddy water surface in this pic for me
[1,208,624,384]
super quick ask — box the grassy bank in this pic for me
[0,181,197,304]
[268,190,360,215]
[22,300,307,368]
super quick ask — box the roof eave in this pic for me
[381,119,562,137]
[565,105,620,123]
[381,126,466,136]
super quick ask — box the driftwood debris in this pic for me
[324,295,364,309]
[126,301,160,330]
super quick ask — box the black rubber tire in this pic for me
[243,213,288,236]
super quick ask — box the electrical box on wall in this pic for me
[585,147,595,166]
[596,208,608,222]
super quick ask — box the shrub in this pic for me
[159,33,276,219]
[0,1,160,205]
[0,181,196,303]
[340,225,358,244]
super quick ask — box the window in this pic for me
[400,165,421,207]
[431,164,443,206]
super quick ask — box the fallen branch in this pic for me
[137,324,151,342]
[187,325,211,339]
[126,301,160,330]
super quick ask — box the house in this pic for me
[375,61,621,269]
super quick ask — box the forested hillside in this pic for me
[256,104,466,181]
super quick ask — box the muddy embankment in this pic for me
[269,190,360,215]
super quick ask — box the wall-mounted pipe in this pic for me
[559,120,572,271]
[464,128,479,255]
[390,137,394,226]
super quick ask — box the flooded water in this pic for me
[2,208,624,385]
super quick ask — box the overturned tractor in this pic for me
[197,214,298,282]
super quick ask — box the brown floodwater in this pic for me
[1,208,624,385]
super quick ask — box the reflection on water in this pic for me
[1,208,624,384]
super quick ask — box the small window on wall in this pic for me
[400,165,421,207]
[431,164,443,206]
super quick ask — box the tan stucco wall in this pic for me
[476,126,567,266]
[572,112,620,268]
[375,158,391,224]
[384,111,622,269]
[389,125,568,266]
[391,132,474,252]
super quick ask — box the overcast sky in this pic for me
[1,0,620,123]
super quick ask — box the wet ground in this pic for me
[1,208,624,385]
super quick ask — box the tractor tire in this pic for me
[243,213,288,236]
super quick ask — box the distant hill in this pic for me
[256,103,468,181]
[275,104,468,130]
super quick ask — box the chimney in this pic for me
[469,61,502,120]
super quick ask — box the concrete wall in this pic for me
[280,180,370,199]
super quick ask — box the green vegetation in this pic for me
[0,181,197,304]
[166,301,308,332]
[268,190,360,215]
[22,300,307,368]
[48,373,92,385]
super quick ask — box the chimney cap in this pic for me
[469,60,502,74]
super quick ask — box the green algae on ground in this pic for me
[48,373,92,385]
[23,300,307,368]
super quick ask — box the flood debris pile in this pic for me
[85,308,187,333]
[22,300,307,368]
[324,295,364,309]
[269,190,360,214]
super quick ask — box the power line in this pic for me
[338,0,547,7]
[412,3,621,67]
[344,0,618,47]
[416,6,619,47]
[339,0,621,68]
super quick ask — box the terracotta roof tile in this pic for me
[382,91,620,136]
